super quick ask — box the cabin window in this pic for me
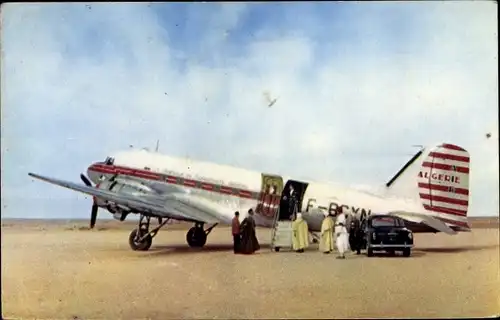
[144,167,151,171]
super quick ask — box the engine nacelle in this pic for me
[106,201,130,214]
[112,211,129,221]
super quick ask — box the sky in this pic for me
[1,2,498,220]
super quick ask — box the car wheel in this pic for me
[367,247,374,257]
[403,248,411,257]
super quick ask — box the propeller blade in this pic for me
[80,174,93,187]
[90,204,98,229]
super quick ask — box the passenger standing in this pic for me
[335,208,350,259]
[286,185,298,220]
[319,211,335,254]
[349,216,363,254]
[292,213,309,253]
[239,209,261,254]
[232,211,241,254]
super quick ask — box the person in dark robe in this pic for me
[239,208,261,254]
[348,216,364,254]
[285,185,298,220]
[232,211,241,254]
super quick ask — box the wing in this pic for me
[28,173,231,224]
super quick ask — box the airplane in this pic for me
[28,142,471,251]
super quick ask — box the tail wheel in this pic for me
[129,228,152,251]
[186,227,207,248]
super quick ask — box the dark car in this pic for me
[364,214,413,257]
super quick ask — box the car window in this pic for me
[371,217,398,227]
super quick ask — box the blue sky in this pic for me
[1,2,498,219]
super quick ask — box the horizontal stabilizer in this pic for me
[390,211,457,235]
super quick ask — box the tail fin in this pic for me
[385,143,470,228]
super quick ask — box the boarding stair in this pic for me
[271,220,293,252]
[271,202,299,252]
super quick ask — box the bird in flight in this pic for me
[263,91,278,107]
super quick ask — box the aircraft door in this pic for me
[279,179,309,220]
[256,174,284,220]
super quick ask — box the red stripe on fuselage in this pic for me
[220,186,233,195]
[239,190,253,199]
[184,179,196,187]
[418,183,469,195]
[421,162,470,174]
[201,183,213,191]
[441,144,466,152]
[419,193,469,206]
[423,204,467,216]
[166,176,177,183]
[428,152,470,163]
[90,164,254,200]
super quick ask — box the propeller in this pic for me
[80,174,92,187]
[80,173,98,229]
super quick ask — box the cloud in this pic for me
[1,2,498,218]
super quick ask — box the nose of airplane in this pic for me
[87,162,103,185]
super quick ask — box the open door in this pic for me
[256,173,284,220]
[278,179,309,220]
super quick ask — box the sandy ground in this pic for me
[1,219,499,319]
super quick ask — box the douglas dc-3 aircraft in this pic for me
[28,142,471,251]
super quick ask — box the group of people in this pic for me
[290,208,353,259]
[231,209,261,254]
[230,202,365,258]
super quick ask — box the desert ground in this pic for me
[2,217,499,319]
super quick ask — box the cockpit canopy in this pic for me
[104,156,115,165]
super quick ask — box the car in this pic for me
[363,214,414,257]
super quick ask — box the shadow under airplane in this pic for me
[141,243,273,257]
[415,244,499,254]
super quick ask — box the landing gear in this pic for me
[186,223,218,248]
[129,228,152,251]
[128,214,170,251]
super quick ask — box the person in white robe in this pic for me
[335,208,350,259]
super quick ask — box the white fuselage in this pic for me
[86,149,469,232]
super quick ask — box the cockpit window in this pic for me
[104,157,115,165]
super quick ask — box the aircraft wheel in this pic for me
[274,247,280,252]
[129,228,152,251]
[186,227,207,248]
